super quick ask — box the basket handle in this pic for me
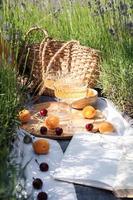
[39,40,79,95]
[39,37,50,61]
[44,40,79,74]
[24,26,48,41]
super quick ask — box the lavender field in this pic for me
[0,0,133,198]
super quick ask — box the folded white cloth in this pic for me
[53,133,133,193]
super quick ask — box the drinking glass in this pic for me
[54,76,88,131]
[44,75,56,90]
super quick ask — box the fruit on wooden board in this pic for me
[32,139,50,154]
[45,115,60,129]
[85,123,93,131]
[82,106,96,119]
[18,109,31,123]
[40,108,48,117]
[71,98,91,110]
[55,127,63,136]
[40,126,47,135]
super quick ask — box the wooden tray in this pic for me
[21,102,106,139]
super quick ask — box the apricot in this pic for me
[32,139,50,155]
[18,109,31,123]
[45,115,60,129]
[82,105,96,119]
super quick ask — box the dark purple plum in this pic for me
[40,126,47,135]
[35,159,49,172]
[40,163,49,172]
[85,123,93,131]
[55,127,63,136]
[37,192,48,200]
[32,178,43,189]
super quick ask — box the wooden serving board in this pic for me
[21,102,106,140]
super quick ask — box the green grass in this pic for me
[0,58,21,198]
[0,62,19,146]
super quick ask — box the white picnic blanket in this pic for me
[52,98,133,197]
[13,97,132,199]
[13,129,77,200]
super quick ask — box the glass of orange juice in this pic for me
[54,79,87,104]
[54,76,88,131]
[44,71,60,90]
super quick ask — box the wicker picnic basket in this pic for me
[18,27,100,97]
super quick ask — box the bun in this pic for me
[99,121,114,134]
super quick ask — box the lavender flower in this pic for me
[0,15,3,21]
[69,0,73,4]
[130,32,133,36]
[125,22,133,31]
[118,1,128,16]
[109,27,116,36]
[20,3,26,12]
[88,1,91,8]
[15,30,22,40]
[99,6,105,15]
[2,22,12,31]
[108,0,114,8]
[92,9,99,16]
[93,0,106,16]
[95,0,101,6]
[125,21,133,36]
[106,0,117,12]
[3,33,12,41]
[8,56,13,64]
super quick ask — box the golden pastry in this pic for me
[98,121,115,134]
[71,98,91,110]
